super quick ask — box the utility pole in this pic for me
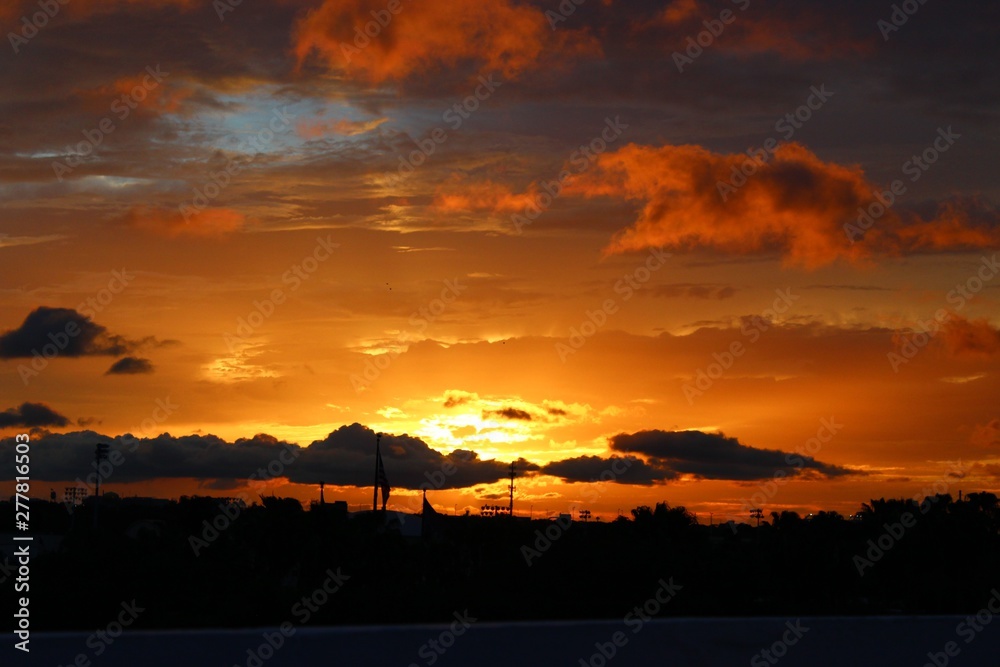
[508,461,516,516]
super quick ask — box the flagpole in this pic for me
[373,433,381,513]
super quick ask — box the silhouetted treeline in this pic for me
[3,492,999,630]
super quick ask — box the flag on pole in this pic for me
[422,490,441,539]
[422,490,440,517]
[377,442,390,510]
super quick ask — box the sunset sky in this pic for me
[1,0,998,521]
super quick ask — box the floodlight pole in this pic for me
[373,433,381,513]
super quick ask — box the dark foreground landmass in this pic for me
[3,493,999,631]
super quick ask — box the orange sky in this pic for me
[1,0,998,521]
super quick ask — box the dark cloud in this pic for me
[0,423,542,489]
[0,402,70,428]
[567,143,1000,267]
[542,455,672,486]
[443,390,476,408]
[545,428,858,485]
[106,356,155,375]
[0,430,305,484]
[483,407,532,421]
[0,307,134,358]
[937,316,1000,359]
[609,429,854,481]
[0,420,861,488]
[200,478,244,491]
[300,424,540,488]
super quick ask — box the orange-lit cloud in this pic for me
[420,142,1000,268]
[939,315,1000,359]
[434,142,1000,266]
[563,142,1000,267]
[894,199,1000,251]
[293,0,601,83]
[655,0,701,25]
[296,116,387,138]
[576,142,873,266]
[125,206,247,239]
[433,177,540,213]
